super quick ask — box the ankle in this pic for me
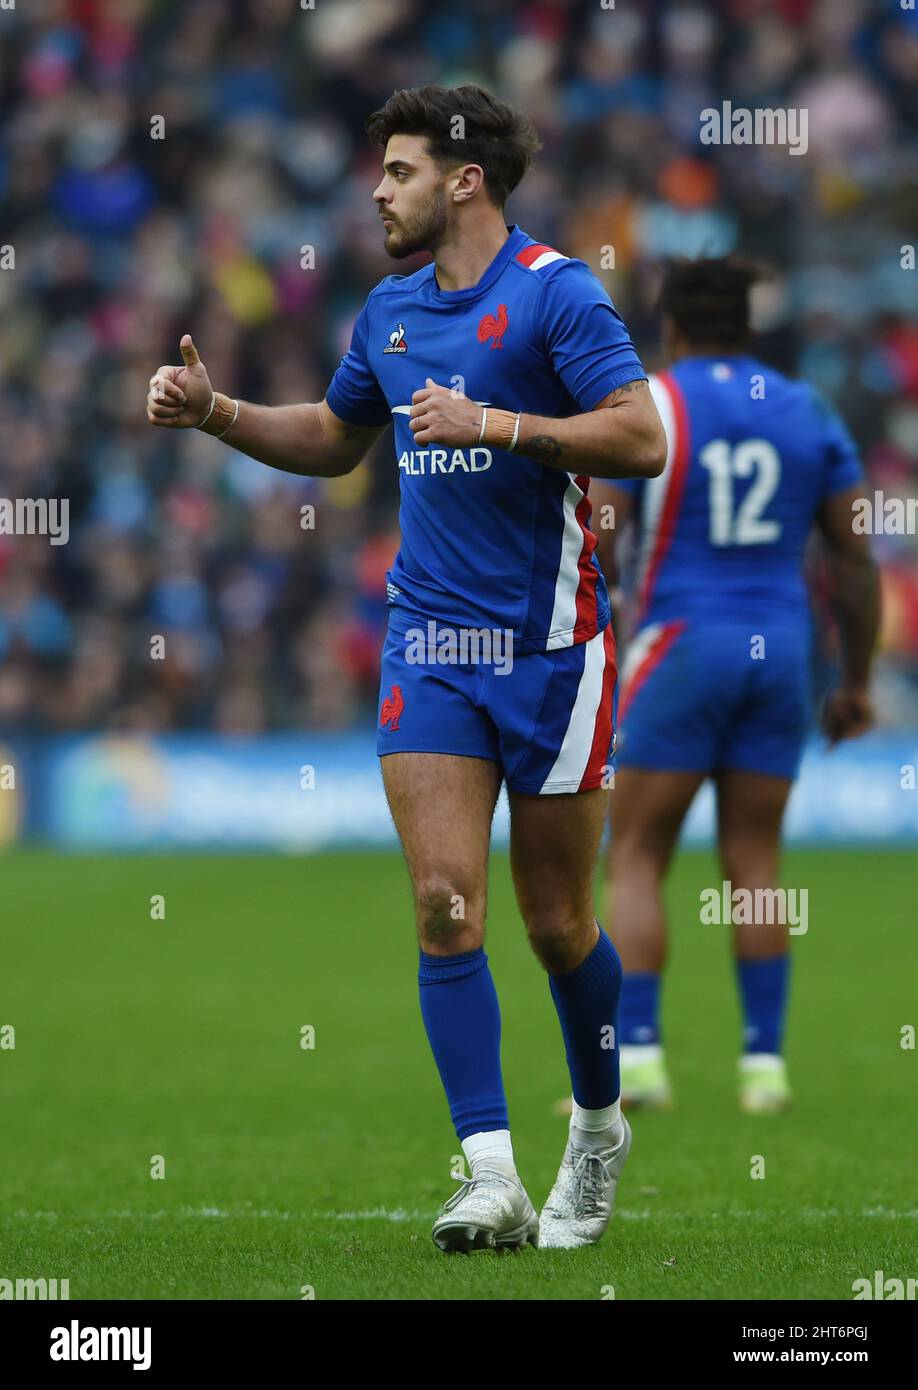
[461,1128,517,1179]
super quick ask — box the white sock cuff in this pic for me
[570,1098,621,1132]
[461,1129,515,1174]
[620,1043,663,1066]
[739,1052,784,1073]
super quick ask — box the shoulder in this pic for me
[512,243,620,331]
[797,379,843,427]
[368,264,437,301]
[512,238,573,277]
[739,357,810,403]
[353,271,435,346]
[759,368,844,437]
[512,240,602,297]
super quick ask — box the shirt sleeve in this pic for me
[539,259,647,411]
[608,475,644,499]
[812,390,864,498]
[325,298,392,427]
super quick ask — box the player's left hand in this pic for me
[409,379,483,447]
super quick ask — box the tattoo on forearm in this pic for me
[524,433,565,464]
[607,379,648,402]
[521,380,648,465]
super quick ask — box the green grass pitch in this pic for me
[1,846,914,1300]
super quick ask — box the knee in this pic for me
[414,877,483,952]
[523,908,594,974]
[719,835,778,889]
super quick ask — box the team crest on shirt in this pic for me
[383,322,408,353]
[477,303,509,349]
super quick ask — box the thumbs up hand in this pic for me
[146,335,214,428]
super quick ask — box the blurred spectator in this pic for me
[0,0,916,733]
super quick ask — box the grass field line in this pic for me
[8,1204,917,1223]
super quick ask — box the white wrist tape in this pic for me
[215,399,239,439]
[196,392,217,429]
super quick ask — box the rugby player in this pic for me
[146,84,666,1251]
[592,257,879,1115]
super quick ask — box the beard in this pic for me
[383,189,449,259]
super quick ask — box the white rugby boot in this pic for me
[620,1044,673,1111]
[432,1168,539,1254]
[539,1115,632,1249]
[738,1053,793,1114]
[555,1047,672,1114]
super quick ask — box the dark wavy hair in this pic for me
[366,84,541,208]
[658,256,765,349]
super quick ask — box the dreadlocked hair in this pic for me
[657,256,764,350]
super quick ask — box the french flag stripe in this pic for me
[631,382,672,612]
[547,474,594,650]
[579,624,618,789]
[541,626,610,790]
[516,243,568,272]
[573,474,599,634]
[634,372,691,625]
[618,620,685,724]
[528,251,566,272]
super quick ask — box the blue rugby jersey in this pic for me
[325,224,646,652]
[614,356,864,631]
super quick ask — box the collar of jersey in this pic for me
[426,224,529,304]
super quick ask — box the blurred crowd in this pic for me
[1,0,917,735]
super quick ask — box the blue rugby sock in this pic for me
[548,925,622,1109]
[736,954,790,1054]
[619,970,661,1046]
[418,947,509,1141]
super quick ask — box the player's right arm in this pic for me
[816,484,880,745]
[145,335,388,477]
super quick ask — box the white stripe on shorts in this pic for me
[539,626,608,793]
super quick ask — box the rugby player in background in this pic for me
[591,258,879,1115]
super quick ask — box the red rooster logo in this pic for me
[380,684,404,731]
[477,303,509,349]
